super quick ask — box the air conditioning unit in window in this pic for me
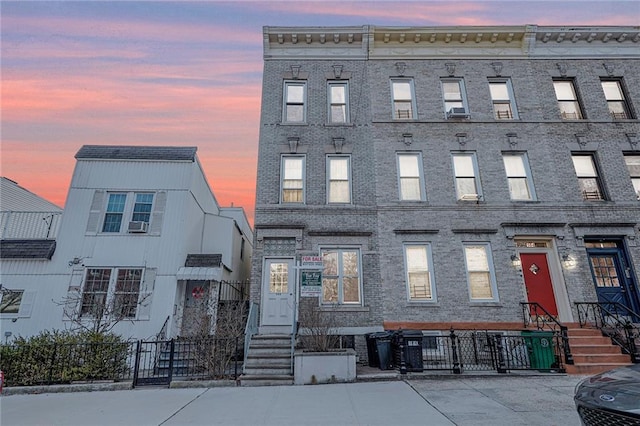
[460,193,481,201]
[128,221,149,233]
[447,107,469,118]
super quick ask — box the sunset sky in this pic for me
[2,1,639,225]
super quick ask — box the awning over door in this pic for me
[176,267,221,281]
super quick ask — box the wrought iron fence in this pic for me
[1,337,242,387]
[0,341,136,387]
[390,330,566,374]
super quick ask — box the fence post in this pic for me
[450,329,461,374]
[494,334,507,373]
[132,340,142,388]
[167,339,175,385]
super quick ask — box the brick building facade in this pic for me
[250,25,640,351]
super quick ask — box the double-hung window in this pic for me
[442,78,469,118]
[102,193,127,232]
[553,80,584,120]
[463,243,498,301]
[391,79,416,120]
[321,248,361,305]
[283,81,307,123]
[281,155,305,203]
[502,153,535,201]
[624,155,640,200]
[132,193,153,223]
[80,268,143,319]
[571,153,605,200]
[397,153,425,201]
[452,153,482,201]
[489,79,518,119]
[328,81,349,124]
[327,155,351,204]
[601,79,633,120]
[404,244,436,301]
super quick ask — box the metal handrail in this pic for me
[243,302,259,373]
[575,302,639,363]
[520,302,573,365]
[155,315,170,341]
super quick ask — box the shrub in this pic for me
[0,330,132,386]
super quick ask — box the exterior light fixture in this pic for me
[562,254,576,268]
[510,254,521,267]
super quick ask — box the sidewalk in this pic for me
[1,375,584,426]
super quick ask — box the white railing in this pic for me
[0,211,62,239]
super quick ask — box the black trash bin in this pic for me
[393,330,424,372]
[366,332,394,370]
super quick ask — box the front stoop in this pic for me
[239,334,294,386]
[565,327,633,375]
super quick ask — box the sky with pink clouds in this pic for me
[2,1,639,225]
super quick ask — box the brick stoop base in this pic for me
[564,325,633,375]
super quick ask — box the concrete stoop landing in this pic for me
[565,325,634,375]
[239,334,294,386]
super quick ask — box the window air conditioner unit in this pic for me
[447,107,469,118]
[128,221,149,233]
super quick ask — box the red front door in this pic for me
[521,253,558,316]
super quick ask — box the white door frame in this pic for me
[260,257,296,331]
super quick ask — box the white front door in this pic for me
[260,258,295,327]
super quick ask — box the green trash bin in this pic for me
[521,330,556,371]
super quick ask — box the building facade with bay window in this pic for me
[250,25,640,362]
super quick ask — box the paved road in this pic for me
[1,375,585,426]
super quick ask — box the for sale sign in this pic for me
[301,271,322,297]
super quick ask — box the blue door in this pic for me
[586,243,639,319]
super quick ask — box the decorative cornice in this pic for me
[264,25,640,60]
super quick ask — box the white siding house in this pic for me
[1,146,253,341]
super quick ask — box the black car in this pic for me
[574,363,640,426]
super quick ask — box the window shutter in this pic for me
[63,269,84,320]
[17,291,37,318]
[137,268,156,321]
[149,191,167,235]
[86,190,105,233]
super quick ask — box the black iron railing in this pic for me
[575,302,640,363]
[520,302,573,365]
[390,329,566,374]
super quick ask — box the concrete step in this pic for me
[565,363,631,375]
[239,374,294,386]
[571,344,624,355]
[572,353,632,364]
[242,366,292,375]
[245,358,291,368]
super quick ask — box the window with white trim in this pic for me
[452,153,482,201]
[281,155,305,203]
[328,81,349,124]
[80,268,144,319]
[0,289,35,319]
[99,192,156,233]
[463,243,498,301]
[624,155,640,200]
[327,155,351,204]
[391,79,416,119]
[571,153,605,200]
[502,153,536,201]
[601,79,633,120]
[404,244,436,301]
[442,78,469,118]
[489,79,518,119]
[0,290,23,314]
[553,79,584,120]
[321,248,361,305]
[102,193,127,232]
[283,81,307,123]
[397,153,425,201]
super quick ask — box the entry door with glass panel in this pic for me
[261,259,295,326]
[586,242,638,316]
[521,253,558,316]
